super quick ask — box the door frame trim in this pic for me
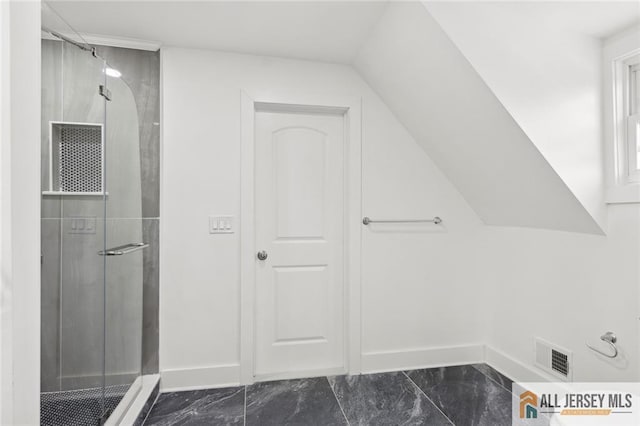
[239,90,362,384]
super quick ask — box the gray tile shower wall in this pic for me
[41,218,61,392]
[41,39,63,392]
[95,45,160,219]
[40,40,161,392]
[142,219,160,374]
[95,45,161,375]
[41,40,62,199]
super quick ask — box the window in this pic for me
[604,29,640,203]
[624,56,640,182]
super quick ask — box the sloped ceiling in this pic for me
[353,1,603,234]
[45,1,388,63]
[45,0,614,234]
[422,1,640,232]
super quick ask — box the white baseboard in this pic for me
[158,346,552,393]
[485,345,555,383]
[361,344,485,374]
[160,364,241,392]
[254,367,346,384]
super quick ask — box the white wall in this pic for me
[424,0,607,229]
[0,1,10,421]
[160,47,483,389]
[479,204,640,382]
[160,4,639,390]
[353,1,602,235]
[417,2,640,383]
[360,95,486,371]
[0,1,41,424]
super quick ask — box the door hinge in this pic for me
[99,85,112,101]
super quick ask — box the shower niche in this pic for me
[43,121,105,195]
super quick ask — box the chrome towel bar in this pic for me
[98,242,149,256]
[586,331,618,359]
[362,216,442,225]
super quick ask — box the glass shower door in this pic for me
[41,3,145,424]
[40,23,111,425]
[102,59,145,419]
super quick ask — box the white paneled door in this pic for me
[254,108,345,378]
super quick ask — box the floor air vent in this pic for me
[535,337,572,381]
[552,349,569,377]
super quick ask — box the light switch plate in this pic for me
[209,215,234,234]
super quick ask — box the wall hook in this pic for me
[586,331,618,359]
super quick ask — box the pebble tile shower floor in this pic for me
[143,364,537,426]
[40,384,129,426]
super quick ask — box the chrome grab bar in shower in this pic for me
[586,332,618,359]
[362,216,442,225]
[98,242,149,256]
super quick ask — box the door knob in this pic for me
[257,250,268,261]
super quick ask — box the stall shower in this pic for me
[39,2,160,424]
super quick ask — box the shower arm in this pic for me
[42,26,96,56]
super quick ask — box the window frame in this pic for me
[621,56,640,183]
[604,29,640,204]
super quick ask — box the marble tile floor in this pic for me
[144,363,523,426]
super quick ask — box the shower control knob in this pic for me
[257,250,268,261]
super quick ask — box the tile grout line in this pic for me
[140,386,161,425]
[325,376,351,426]
[470,364,513,395]
[470,365,552,424]
[401,371,455,426]
[243,385,247,426]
